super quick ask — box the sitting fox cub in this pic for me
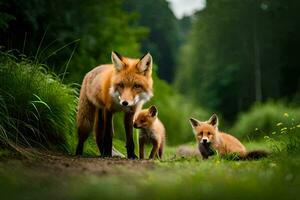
[189,114,268,160]
[133,106,165,159]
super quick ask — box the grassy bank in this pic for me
[0,52,77,152]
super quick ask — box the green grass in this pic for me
[0,52,77,152]
[1,52,300,200]
[231,102,300,140]
[0,142,300,200]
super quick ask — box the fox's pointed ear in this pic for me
[137,52,152,74]
[111,51,124,71]
[208,113,218,127]
[189,118,200,128]
[148,105,157,117]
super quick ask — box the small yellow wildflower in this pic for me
[297,124,300,128]
[283,113,289,117]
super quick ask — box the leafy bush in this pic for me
[0,52,77,152]
[231,102,300,140]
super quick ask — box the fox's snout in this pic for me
[118,88,135,107]
[110,82,153,107]
[120,100,129,106]
[201,137,210,144]
[119,97,137,107]
[133,123,139,128]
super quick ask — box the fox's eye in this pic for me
[133,84,142,89]
[117,82,124,89]
[208,132,211,135]
[199,131,203,136]
[140,120,145,123]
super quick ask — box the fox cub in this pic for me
[189,114,268,160]
[133,106,166,159]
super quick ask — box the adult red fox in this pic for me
[76,51,153,158]
[189,114,268,160]
[133,106,166,159]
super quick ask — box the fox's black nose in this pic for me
[122,101,128,106]
[202,139,207,144]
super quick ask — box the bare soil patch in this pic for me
[0,151,156,177]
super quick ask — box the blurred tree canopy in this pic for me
[1,0,299,122]
[175,0,300,121]
[0,0,192,83]
[124,0,183,82]
[0,0,147,83]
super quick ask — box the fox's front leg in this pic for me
[149,140,159,159]
[124,112,138,159]
[103,109,113,157]
[95,109,105,156]
[139,137,145,159]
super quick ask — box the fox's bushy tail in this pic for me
[241,150,269,160]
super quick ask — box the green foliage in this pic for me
[124,0,181,82]
[231,102,300,140]
[0,52,77,151]
[67,0,148,83]
[175,0,300,120]
[0,0,147,83]
[264,119,300,155]
[0,12,15,30]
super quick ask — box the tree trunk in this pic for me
[253,1,262,102]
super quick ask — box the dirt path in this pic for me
[0,151,157,177]
[0,145,200,178]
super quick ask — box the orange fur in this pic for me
[189,114,268,160]
[76,52,153,158]
[133,106,166,159]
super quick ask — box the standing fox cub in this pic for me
[189,114,268,160]
[76,51,153,158]
[133,106,166,159]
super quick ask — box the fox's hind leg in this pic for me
[149,140,159,159]
[158,143,164,159]
[76,126,91,155]
[75,94,95,155]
